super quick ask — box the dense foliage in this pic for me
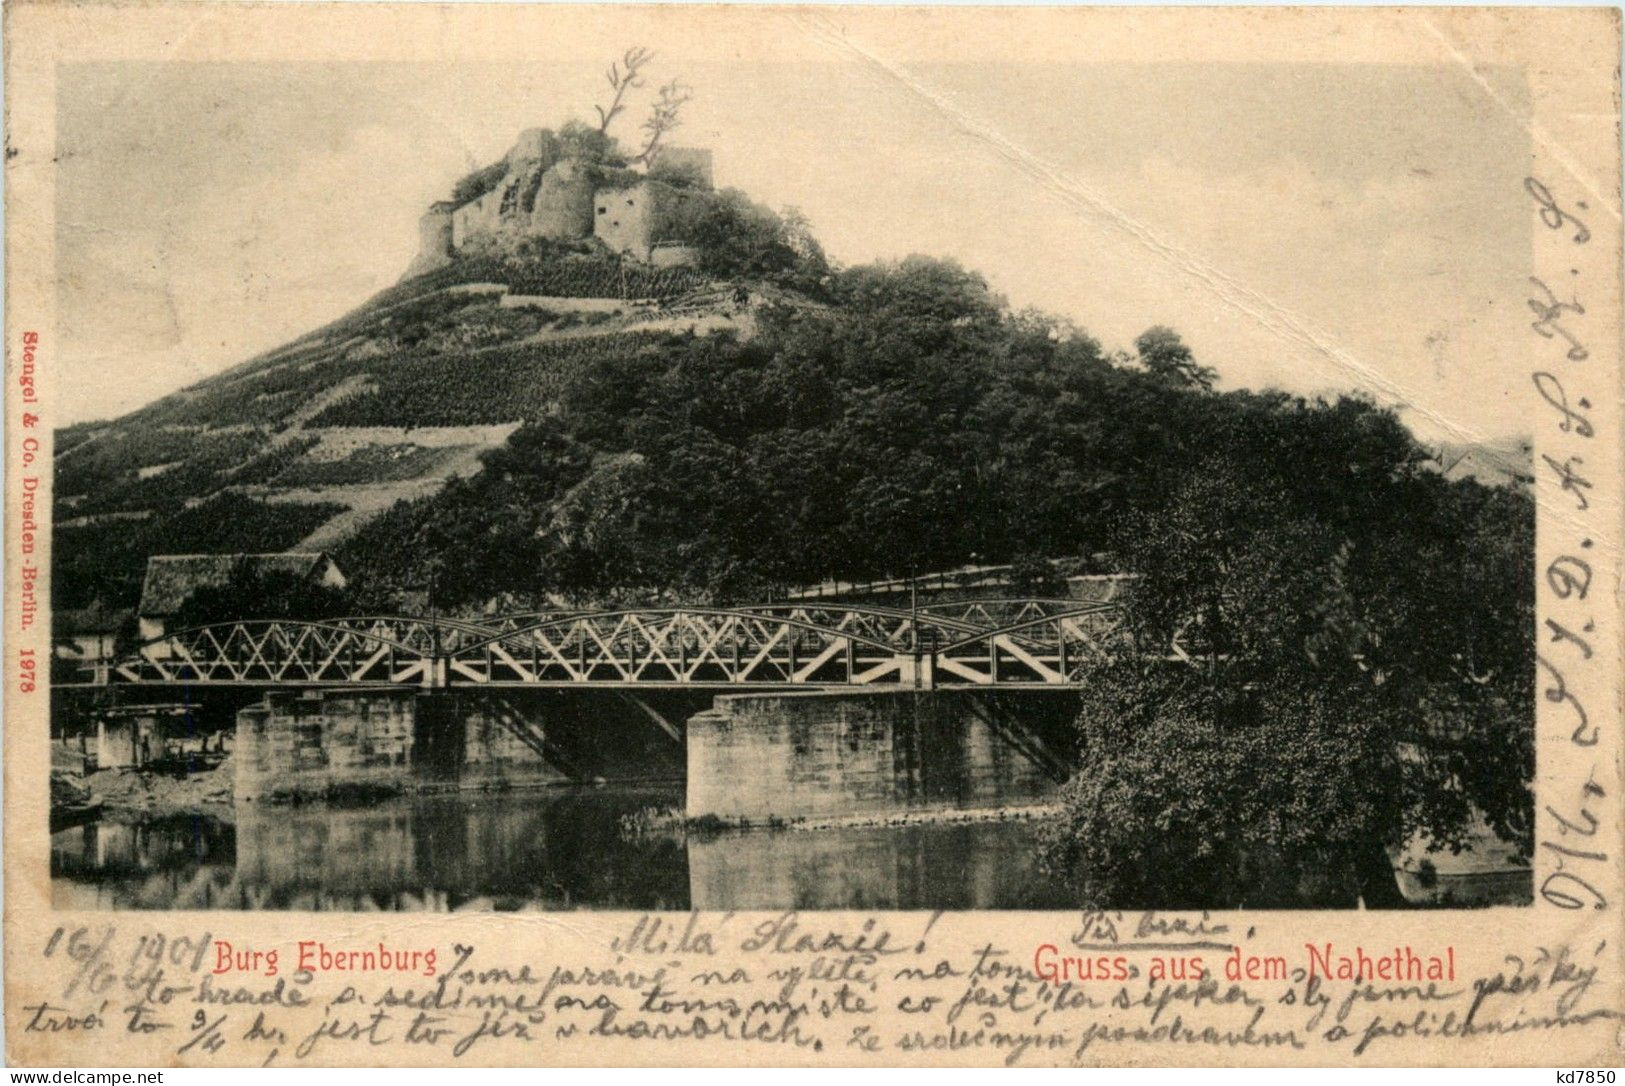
[1036,406,1534,906]
[52,224,1532,900]
[335,258,1125,603]
[169,567,352,630]
[334,255,1527,618]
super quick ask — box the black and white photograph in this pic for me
[44,26,1542,917]
[9,2,1624,1072]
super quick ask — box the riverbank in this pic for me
[626,801,1064,838]
[87,760,235,818]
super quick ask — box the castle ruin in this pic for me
[405,128,713,278]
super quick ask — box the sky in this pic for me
[55,51,1533,441]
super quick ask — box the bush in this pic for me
[450,160,509,207]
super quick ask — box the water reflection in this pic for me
[687,821,1065,909]
[50,789,1073,911]
[51,790,1528,911]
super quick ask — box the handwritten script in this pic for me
[15,915,1620,1066]
[1525,174,1613,914]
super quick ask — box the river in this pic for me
[51,784,1533,911]
[50,786,1075,911]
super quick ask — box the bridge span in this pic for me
[80,599,1135,690]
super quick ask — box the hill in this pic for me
[51,127,1531,626]
[52,123,829,617]
[1427,435,1534,487]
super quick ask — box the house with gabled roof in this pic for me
[137,552,347,640]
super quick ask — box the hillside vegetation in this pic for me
[51,196,823,612]
[52,180,1535,901]
[54,224,1528,622]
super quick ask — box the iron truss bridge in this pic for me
[82,600,1138,690]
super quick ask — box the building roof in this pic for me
[55,604,131,637]
[138,553,341,617]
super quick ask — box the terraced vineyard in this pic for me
[307,330,691,427]
[268,443,477,487]
[57,429,268,515]
[51,244,757,619]
[505,261,706,300]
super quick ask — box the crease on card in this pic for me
[1421,15,1621,224]
[792,12,1619,554]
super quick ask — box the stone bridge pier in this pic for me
[234,688,700,800]
[684,689,1080,823]
[232,686,1080,818]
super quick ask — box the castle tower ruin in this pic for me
[531,159,597,240]
[404,201,457,278]
[402,129,716,280]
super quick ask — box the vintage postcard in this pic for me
[3,1,1622,1069]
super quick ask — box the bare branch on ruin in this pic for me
[594,45,654,135]
[635,78,694,166]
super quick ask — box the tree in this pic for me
[1040,666,1401,908]
[1135,326,1217,390]
[169,566,351,630]
[676,190,828,287]
[779,206,827,269]
[635,79,694,166]
[1040,401,1534,907]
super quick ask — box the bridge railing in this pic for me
[444,605,1133,688]
[102,618,445,687]
[83,602,1136,689]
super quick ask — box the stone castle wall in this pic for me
[451,187,506,250]
[531,160,598,240]
[405,202,457,278]
[593,180,706,263]
[404,134,714,279]
[592,183,657,260]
